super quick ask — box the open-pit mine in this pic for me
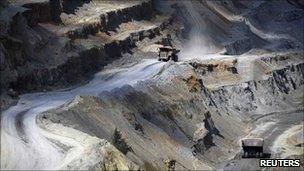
[0,0,303,170]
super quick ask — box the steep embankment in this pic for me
[0,0,170,94]
[0,0,179,112]
[38,52,304,169]
[1,59,166,170]
[1,0,303,170]
[156,0,303,56]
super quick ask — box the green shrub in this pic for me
[112,128,132,154]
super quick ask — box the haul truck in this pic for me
[158,46,180,62]
[157,34,180,62]
[241,138,264,158]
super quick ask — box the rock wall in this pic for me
[202,62,304,115]
[21,0,93,24]
[38,53,304,169]
[22,1,51,26]
[159,0,304,55]
[66,0,156,39]
[8,47,108,92]
[0,0,163,94]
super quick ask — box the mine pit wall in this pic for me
[38,80,246,169]
[38,59,304,169]
[1,0,160,93]
[9,47,108,91]
[67,0,156,39]
[224,38,252,55]
[21,0,96,25]
[8,18,170,93]
[49,0,90,23]
[60,0,91,14]
[224,25,269,55]
[22,2,51,26]
[202,62,304,117]
[104,1,156,31]
[104,18,171,56]
[19,0,156,29]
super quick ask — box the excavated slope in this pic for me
[1,0,303,170]
[39,52,304,169]
[0,0,163,93]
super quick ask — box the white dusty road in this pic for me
[1,59,165,170]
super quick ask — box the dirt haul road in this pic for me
[1,59,165,170]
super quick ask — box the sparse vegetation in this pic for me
[112,128,132,155]
[143,161,161,171]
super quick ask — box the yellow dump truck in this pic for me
[241,138,264,158]
[158,46,180,62]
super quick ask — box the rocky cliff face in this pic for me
[1,0,303,170]
[157,0,303,55]
[3,0,302,94]
[0,0,167,94]
[38,52,304,169]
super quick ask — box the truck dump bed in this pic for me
[241,138,264,147]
